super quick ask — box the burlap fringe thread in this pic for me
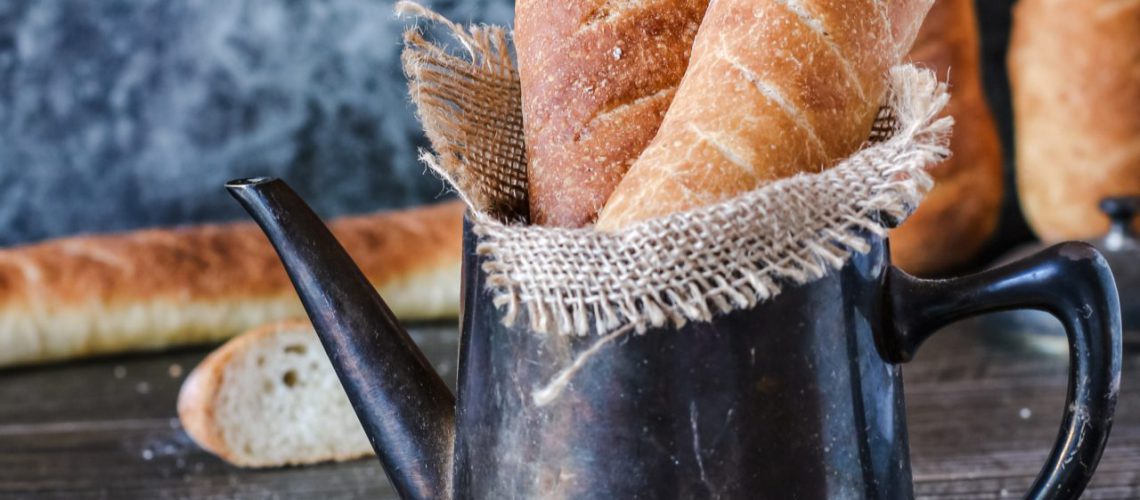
[399,3,953,339]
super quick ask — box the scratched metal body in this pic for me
[452,227,913,499]
[233,179,1119,500]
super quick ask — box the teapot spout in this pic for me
[227,178,454,500]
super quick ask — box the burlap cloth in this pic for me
[398,3,953,339]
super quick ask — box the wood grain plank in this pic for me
[0,320,1135,498]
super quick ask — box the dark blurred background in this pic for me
[0,0,1027,255]
[0,0,512,245]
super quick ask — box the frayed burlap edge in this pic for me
[400,5,953,338]
[398,1,530,223]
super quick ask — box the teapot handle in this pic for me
[879,242,1122,499]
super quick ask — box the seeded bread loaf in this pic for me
[596,0,935,230]
[517,0,709,227]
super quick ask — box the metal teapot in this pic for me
[228,177,1121,500]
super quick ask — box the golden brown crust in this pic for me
[0,201,462,305]
[177,321,251,461]
[889,0,1004,275]
[595,0,935,230]
[0,201,464,367]
[1010,0,1140,242]
[517,0,708,227]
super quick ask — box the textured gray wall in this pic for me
[0,0,513,245]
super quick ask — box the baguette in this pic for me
[889,0,1004,275]
[0,201,464,368]
[596,0,934,230]
[1010,0,1140,242]
[178,320,373,467]
[517,0,709,227]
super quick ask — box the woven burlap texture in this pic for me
[400,3,953,338]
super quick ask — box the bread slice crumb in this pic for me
[178,320,373,467]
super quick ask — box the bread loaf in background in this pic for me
[1010,0,1140,242]
[889,0,1004,275]
[0,201,463,368]
[179,320,373,468]
[595,0,935,230]
[517,0,709,227]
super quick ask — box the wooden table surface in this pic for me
[1,319,1137,499]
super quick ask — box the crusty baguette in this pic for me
[517,0,709,227]
[1010,0,1140,242]
[596,0,934,230]
[0,201,463,368]
[889,0,1004,275]
[178,320,373,467]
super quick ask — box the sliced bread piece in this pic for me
[178,320,373,467]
